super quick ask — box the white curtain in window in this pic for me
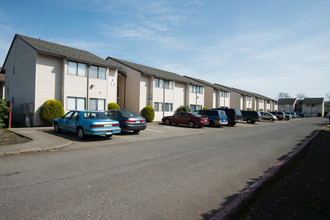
[68,62,76,75]
[67,97,76,110]
[97,99,105,110]
[99,67,106,79]
[77,98,85,110]
[89,99,97,110]
[90,66,98,78]
[78,63,86,76]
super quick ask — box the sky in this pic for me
[1,0,330,100]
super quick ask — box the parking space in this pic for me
[58,119,296,150]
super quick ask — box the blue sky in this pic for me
[1,0,330,100]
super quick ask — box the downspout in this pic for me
[163,81,165,118]
[86,65,90,110]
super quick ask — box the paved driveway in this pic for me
[1,117,327,220]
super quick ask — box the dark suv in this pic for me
[213,108,242,126]
[241,110,262,124]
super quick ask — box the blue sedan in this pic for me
[53,111,121,139]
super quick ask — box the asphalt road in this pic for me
[0,117,327,219]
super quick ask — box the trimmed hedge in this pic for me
[0,98,10,128]
[175,105,191,113]
[108,102,120,110]
[141,106,155,122]
[39,99,64,125]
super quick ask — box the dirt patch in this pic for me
[236,125,330,219]
[0,129,31,146]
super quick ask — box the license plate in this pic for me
[106,131,112,135]
[104,124,112,127]
[136,120,140,123]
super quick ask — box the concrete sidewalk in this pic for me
[0,127,71,156]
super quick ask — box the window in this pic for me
[154,78,164,88]
[89,98,105,111]
[190,105,202,112]
[221,91,228,97]
[68,61,86,76]
[259,99,264,103]
[247,96,252,101]
[164,80,173,89]
[190,85,203,94]
[165,103,173,112]
[67,97,86,110]
[90,66,106,79]
[154,102,163,111]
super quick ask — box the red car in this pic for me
[162,112,209,128]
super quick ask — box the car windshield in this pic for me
[219,111,226,117]
[83,112,108,120]
[121,111,139,117]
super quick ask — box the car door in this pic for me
[60,111,75,131]
[181,113,190,124]
[172,113,182,124]
[66,111,80,133]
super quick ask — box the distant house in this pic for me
[106,57,205,121]
[183,76,231,109]
[2,34,119,126]
[302,98,324,117]
[0,67,5,99]
[278,98,297,112]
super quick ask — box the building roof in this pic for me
[106,57,204,86]
[302,98,324,105]
[183,76,231,92]
[3,34,119,69]
[278,98,297,105]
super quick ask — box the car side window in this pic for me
[71,112,80,121]
[64,111,74,120]
[182,113,189,117]
[174,113,181,117]
[108,111,117,118]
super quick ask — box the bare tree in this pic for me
[296,93,306,100]
[278,92,290,99]
[326,92,330,101]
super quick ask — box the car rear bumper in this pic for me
[85,128,121,136]
[122,124,147,131]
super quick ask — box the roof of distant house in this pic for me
[3,34,120,69]
[278,98,297,105]
[183,76,231,92]
[106,57,204,86]
[302,98,324,105]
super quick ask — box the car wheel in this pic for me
[106,134,113,138]
[164,118,171,125]
[134,130,140,134]
[54,122,61,133]
[230,121,236,126]
[188,120,195,128]
[209,120,215,127]
[77,127,85,139]
[270,118,274,121]
[247,118,253,124]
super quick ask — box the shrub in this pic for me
[203,106,208,110]
[317,112,322,117]
[39,99,64,125]
[175,105,191,113]
[0,99,10,128]
[141,106,155,122]
[108,102,120,110]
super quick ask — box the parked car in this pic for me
[53,111,121,139]
[105,110,146,133]
[284,113,292,120]
[260,112,277,121]
[213,108,243,126]
[297,112,306,117]
[286,112,297,118]
[195,109,228,127]
[241,110,263,124]
[270,111,286,120]
[162,112,209,128]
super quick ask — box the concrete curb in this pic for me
[210,126,325,220]
[0,128,72,157]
